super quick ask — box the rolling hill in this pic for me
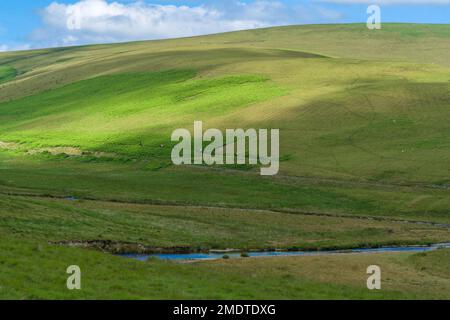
[0,23,450,299]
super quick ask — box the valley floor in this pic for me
[1,232,450,299]
[1,193,449,299]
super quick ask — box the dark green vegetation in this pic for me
[1,24,450,299]
[0,66,16,84]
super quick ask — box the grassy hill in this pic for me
[0,23,449,299]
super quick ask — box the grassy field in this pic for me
[2,233,450,299]
[1,195,449,251]
[0,23,450,299]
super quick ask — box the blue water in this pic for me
[121,243,450,262]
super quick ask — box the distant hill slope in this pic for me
[0,23,449,185]
[1,23,450,101]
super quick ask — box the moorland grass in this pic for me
[1,233,449,299]
[1,152,450,224]
[0,194,448,250]
[0,70,284,157]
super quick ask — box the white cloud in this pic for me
[32,0,270,46]
[28,0,343,48]
[318,0,450,4]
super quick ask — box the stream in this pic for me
[120,243,450,261]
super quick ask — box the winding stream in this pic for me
[121,243,450,262]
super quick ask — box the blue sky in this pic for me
[0,0,449,51]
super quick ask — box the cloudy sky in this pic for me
[0,0,449,51]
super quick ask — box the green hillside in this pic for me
[0,70,283,156]
[1,23,450,299]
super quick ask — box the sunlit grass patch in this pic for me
[0,65,16,84]
[0,70,284,157]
